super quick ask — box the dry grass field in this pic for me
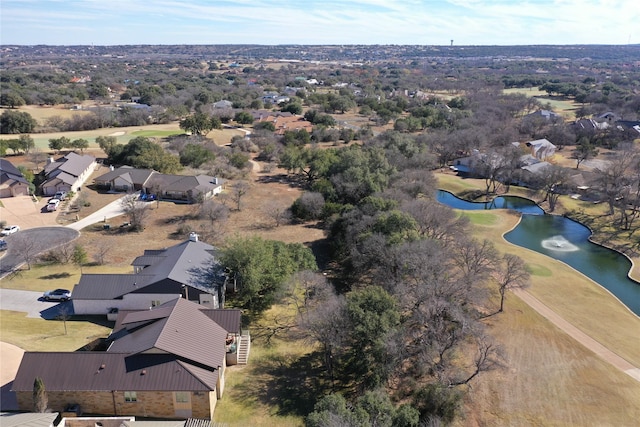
[437,172,640,426]
[2,104,639,425]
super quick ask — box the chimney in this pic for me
[189,232,198,242]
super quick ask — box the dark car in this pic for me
[43,288,72,301]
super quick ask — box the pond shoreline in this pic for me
[438,189,640,317]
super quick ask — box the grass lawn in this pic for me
[503,87,548,97]
[437,175,640,364]
[0,310,111,352]
[131,129,185,137]
[438,172,640,425]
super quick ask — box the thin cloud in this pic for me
[1,0,637,45]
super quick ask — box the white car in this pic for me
[47,199,60,212]
[1,225,20,236]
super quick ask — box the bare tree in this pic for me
[199,199,230,226]
[29,147,48,172]
[93,241,113,265]
[120,194,150,231]
[230,181,250,211]
[12,234,38,270]
[263,200,291,228]
[58,305,71,335]
[494,253,530,313]
[449,336,502,386]
[535,165,571,212]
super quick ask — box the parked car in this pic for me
[1,225,20,236]
[54,191,68,201]
[43,289,72,301]
[47,199,60,211]
[0,239,7,251]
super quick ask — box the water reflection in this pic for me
[436,190,640,315]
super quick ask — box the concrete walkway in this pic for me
[512,288,640,382]
[65,194,128,231]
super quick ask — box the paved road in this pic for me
[0,227,79,278]
[512,288,640,382]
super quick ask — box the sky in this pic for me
[1,0,638,46]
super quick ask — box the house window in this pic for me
[124,391,137,402]
[175,392,190,403]
[151,300,161,308]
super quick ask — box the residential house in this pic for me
[40,152,96,196]
[93,167,223,203]
[0,159,30,197]
[12,298,236,420]
[526,138,556,160]
[0,412,58,427]
[523,109,562,122]
[72,235,226,317]
[212,100,233,109]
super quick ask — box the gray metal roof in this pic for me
[94,167,155,186]
[58,152,95,177]
[0,412,57,427]
[72,274,155,300]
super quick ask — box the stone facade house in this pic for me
[12,298,237,420]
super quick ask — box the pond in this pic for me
[436,190,640,316]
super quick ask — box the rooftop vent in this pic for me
[189,232,199,242]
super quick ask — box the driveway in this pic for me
[0,195,60,229]
[0,288,71,319]
[65,195,127,231]
[0,227,79,277]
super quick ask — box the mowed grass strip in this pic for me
[465,295,640,426]
[0,310,111,352]
[436,173,640,365]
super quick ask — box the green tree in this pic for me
[221,236,317,314]
[344,286,400,388]
[1,109,37,134]
[96,135,118,156]
[72,244,88,271]
[18,134,35,154]
[571,137,599,169]
[71,138,89,153]
[48,136,70,153]
[179,112,221,136]
[112,136,182,173]
[180,143,215,167]
[234,111,254,125]
[306,394,369,427]
[32,377,48,412]
[281,101,303,115]
[1,92,26,108]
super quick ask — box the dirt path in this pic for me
[512,288,640,382]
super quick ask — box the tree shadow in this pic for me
[232,350,332,418]
[38,272,72,280]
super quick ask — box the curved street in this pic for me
[0,227,79,278]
